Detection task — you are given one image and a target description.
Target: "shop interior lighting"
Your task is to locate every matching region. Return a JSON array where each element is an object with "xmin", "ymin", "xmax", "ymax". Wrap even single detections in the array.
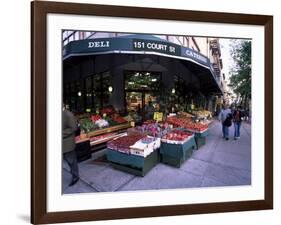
[
  {"xmin": 77, "ymin": 91, "xmax": 82, "ymax": 97},
  {"xmin": 151, "ymin": 78, "xmax": 157, "ymax": 82},
  {"xmin": 108, "ymin": 86, "xmax": 113, "ymax": 93},
  {"xmin": 171, "ymin": 88, "xmax": 176, "ymax": 94}
]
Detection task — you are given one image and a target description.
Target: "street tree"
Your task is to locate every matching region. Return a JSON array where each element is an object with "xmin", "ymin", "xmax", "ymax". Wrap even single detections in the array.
[{"xmin": 228, "ymin": 40, "xmax": 251, "ymax": 109}]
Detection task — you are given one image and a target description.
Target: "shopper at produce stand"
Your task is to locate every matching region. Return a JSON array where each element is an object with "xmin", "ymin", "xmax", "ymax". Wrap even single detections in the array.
[
  {"xmin": 232, "ymin": 105, "xmax": 245, "ymax": 140},
  {"xmin": 62, "ymin": 104, "xmax": 79, "ymax": 186},
  {"xmin": 144, "ymin": 101, "xmax": 155, "ymax": 120},
  {"xmin": 218, "ymin": 104, "xmax": 233, "ymax": 140}
]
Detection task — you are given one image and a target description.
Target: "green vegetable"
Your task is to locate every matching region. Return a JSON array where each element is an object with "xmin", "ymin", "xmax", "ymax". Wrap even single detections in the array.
[{"xmin": 79, "ymin": 118, "xmax": 97, "ymax": 133}]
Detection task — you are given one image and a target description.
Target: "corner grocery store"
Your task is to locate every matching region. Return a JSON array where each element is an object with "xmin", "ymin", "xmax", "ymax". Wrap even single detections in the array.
[
  {"xmin": 63, "ymin": 35, "xmax": 223, "ymax": 114},
  {"xmin": 63, "ymin": 34, "xmax": 224, "ymax": 176}
]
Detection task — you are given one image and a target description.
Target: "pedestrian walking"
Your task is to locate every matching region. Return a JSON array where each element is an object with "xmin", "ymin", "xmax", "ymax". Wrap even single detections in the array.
[
  {"xmin": 218, "ymin": 104, "xmax": 233, "ymax": 140},
  {"xmin": 62, "ymin": 104, "xmax": 79, "ymax": 186},
  {"xmin": 232, "ymin": 105, "xmax": 245, "ymax": 140}
]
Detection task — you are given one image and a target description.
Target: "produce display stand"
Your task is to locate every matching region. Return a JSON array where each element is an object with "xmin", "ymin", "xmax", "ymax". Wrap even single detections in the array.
[
  {"xmin": 184, "ymin": 128, "xmax": 208, "ymax": 149},
  {"xmin": 90, "ymin": 132, "xmax": 127, "ymax": 146},
  {"xmin": 87, "ymin": 122, "xmax": 131, "ymax": 138},
  {"xmin": 106, "ymin": 148, "xmax": 160, "ymax": 177},
  {"xmin": 75, "ymin": 137, "xmax": 90, "ymax": 144},
  {"xmin": 200, "ymin": 119, "xmax": 213, "ymax": 126},
  {"xmin": 160, "ymin": 136, "xmax": 196, "ymax": 168},
  {"xmin": 84, "ymin": 123, "xmax": 132, "ymax": 152}
]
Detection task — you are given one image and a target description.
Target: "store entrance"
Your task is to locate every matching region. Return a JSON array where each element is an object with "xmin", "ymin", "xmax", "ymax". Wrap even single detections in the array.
[
  {"xmin": 125, "ymin": 92, "xmax": 157, "ymax": 112},
  {"xmin": 124, "ymin": 71, "xmax": 161, "ymax": 121}
]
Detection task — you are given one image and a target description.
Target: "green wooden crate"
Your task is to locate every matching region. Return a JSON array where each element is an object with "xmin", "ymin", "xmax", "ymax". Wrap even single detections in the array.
[
  {"xmin": 160, "ymin": 137, "xmax": 196, "ymax": 168},
  {"xmin": 195, "ymin": 136, "xmax": 206, "ymax": 149},
  {"xmin": 106, "ymin": 148, "xmax": 159, "ymax": 177},
  {"xmin": 161, "ymin": 146, "xmax": 193, "ymax": 168},
  {"xmin": 194, "ymin": 130, "xmax": 208, "ymax": 149}
]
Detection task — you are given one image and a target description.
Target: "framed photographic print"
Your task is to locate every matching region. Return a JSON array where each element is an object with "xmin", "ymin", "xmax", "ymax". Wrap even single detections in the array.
[{"xmin": 31, "ymin": 1, "xmax": 273, "ymax": 224}]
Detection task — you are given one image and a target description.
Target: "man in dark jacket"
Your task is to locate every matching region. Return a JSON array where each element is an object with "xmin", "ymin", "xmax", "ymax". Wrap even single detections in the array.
[
  {"xmin": 63, "ymin": 105, "xmax": 79, "ymax": 186},
  {"xmin": 232, "ymin": 105, "xmax": 244, "ymax": 140}
]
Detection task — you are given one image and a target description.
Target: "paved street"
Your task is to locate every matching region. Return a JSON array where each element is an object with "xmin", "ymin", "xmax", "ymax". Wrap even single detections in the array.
[{"xmin": 62, "ymin": 120, "xmax": 251, "ymax": 194}]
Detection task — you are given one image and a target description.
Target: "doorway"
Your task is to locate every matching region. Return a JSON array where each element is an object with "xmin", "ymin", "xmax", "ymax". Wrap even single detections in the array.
[{"xmin": 124, "ymin": 70, "xmax": 161, "ymax": 118}]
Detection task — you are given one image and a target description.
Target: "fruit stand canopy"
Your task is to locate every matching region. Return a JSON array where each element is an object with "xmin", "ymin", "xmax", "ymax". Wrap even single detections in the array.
[{"xmin": 63, "ymin": 35, "xmax": 223, "ymax": 94}]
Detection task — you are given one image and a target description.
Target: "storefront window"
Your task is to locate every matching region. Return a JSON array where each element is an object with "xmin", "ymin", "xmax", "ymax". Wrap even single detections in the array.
[
  {"xmin": 76, "ymin": 80, "xmax": 84, "ymax": 112},
  {"xmin": 85, "ymin": 76, "xmax": 93, "ymax": 111},
  {"xmin": 93, "ymin": 71, "xmax": 112, "ymax": 109},
  {"xmin": 172, "ymin": 75, "xmax": 189, "ymax": 111},
  {"xmin": 193, "ymin": 92, "xmax": 207, "ymax": 110},
  {"xmin": 63, "ymin": 83, "xmax": 70, "ymax": 106},
  {"xmin": 93, "ymin": 92, "xmax": 102, "ymax": 111},
  {"xmin": 64, "ymin": 71, "xmax": 112, "ymax": 113},
  {"xmin": 102, "ymin": 72, "xmax": 111, "ymax": 90},
  {"xmin": 69, "ymin": 82, "xmax": 76, "ymax": 111}
]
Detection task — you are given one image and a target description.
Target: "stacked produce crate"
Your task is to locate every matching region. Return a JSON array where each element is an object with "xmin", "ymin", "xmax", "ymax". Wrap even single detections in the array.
[
  {"xmin": 106, "ymin": 134, "xmax": 160, "ymax": 176},
  {"xmin": 166, "ymin": 116, "xmax": 208, "ymax": 149},
  {"xmin": 160, "ymin": 130, "xmax": 196, "ymax": 168}
]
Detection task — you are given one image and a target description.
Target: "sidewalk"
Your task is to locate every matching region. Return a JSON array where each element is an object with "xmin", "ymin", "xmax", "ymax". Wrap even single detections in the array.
[{"xmin": 63, "ymin": 120, "xmax": 251, "ymax": 194}]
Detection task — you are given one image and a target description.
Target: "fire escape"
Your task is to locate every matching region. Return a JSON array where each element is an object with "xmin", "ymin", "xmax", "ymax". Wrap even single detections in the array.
[{"xmin": 209, "ymin": 39, "xmax": 223, "ymax": 88}]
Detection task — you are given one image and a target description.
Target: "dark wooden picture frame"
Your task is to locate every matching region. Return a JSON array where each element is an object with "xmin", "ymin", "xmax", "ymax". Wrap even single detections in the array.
[{"xmin": 31, "ymin": 1, "xmax": 273, "ymax": 224}]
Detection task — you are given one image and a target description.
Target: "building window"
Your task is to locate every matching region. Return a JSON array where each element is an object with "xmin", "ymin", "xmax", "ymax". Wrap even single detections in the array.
[
  {"xmin": 172, "ymin": 75, "xmax": 188, "ymax": 108},
  {"xmin": 76, "ymin": 80, "xmax": 84, "ymax": 112},
  {"xmin": 68, "ymin": 35, "xmax": 74, "ymax": 42},
  {"xmin": 79, "ymin": 31, "xmax": 84, "ymax": 39},
  {"xmin": 85, "ymin": 76, "xmax": 93, "ymax": 111},
  {"xmin": 93, "ymin": 71, "xmax": 112, "ymax": 109},
  {"xmin": 63, "ymin": 31, "xmax": 69, "ymax": 40},
  {"xmin": 69, "ymin": 82, "xmax": 76, "ymax": 111},
  {"xmin": 63, "ymin": 71, "xmax": 112, "ymax": 113},
  {"xmin": 63, "ymin": 39, "xmax": 68, "ymax": 46},
  {"xmin": 184, "ymin": 37, "xmax": 189, "ymax": 47},
  {"xmin": 84, "ymin": 32, "xmax": 92, "ymax": 39},
  {"xmin": 74, "ymin": 32, "xmax": 79, "ymax": 41}
]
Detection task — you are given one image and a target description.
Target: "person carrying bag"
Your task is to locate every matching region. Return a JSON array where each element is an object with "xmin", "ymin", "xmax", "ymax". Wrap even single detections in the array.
[{"xmin": 219, "ymin": 104, "xmax": 232, "ymax": 140}]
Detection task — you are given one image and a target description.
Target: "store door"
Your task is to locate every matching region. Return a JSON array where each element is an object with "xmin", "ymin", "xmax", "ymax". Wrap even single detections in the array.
[
  {"xmin": 126, "ymin": 92, "xmax": 157, "ymax": 111},
  {"xmin": 124, "ymin": 70, "xmax": 161, "ymax": 120},
  {"xmin": 126, "ymin": 91, "xmax": 157, "ymax": 121},
  {"xmin": 125, "ymin": 92, "xmax": 143, "ymax": 112}
]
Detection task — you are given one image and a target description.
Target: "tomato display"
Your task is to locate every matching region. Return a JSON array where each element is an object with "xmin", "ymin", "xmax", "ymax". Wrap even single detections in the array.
[
  {"xmin": 162, "ymin": 130, "xmax": 192, "ymax": 141},
  {"xmin": 107, "ymin": 134, "xmax": 146, "ymax": 153},
  {"xmin": 110, "ymin": 114, "xmax": 127, "ymax": 124},
  {"xmin": 166, "ymin": 116, "xmax": 208, "ymax": 132}
]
